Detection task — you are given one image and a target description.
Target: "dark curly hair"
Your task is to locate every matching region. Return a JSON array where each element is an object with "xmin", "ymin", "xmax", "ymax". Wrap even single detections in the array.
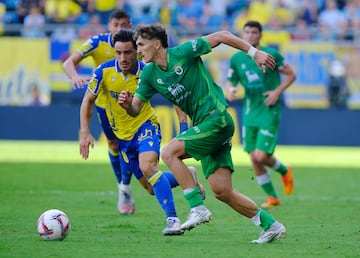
[
  {"xmin": 134, "ymin": 24, "xmax": 168, "ymax": 48},
  {"xmin": 113, "ymin": 29, "xmax": 136, "ymax": 49}
]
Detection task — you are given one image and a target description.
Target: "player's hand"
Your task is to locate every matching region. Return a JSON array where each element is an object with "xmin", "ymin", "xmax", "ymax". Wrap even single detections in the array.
[
  {"xmin": 79, "ymin": 130, "xmax": 94, "ymax": 160},
  {"xmin": 227, "ymin": 87, "xmax": 237, "ymax": 102},
  {"xmin": 254, "ymin": 50, "xmax": 275, "ymax": 72},
  {"xmin": 263, "ymin": 90, "xmax": 280, "ymax": 106},
  {"xmin": 71, "ymin": 75, "xmax": 91, "ymax": 89},
  {"xmin": 118, "ymin": 90, "xmax": 132, "ymax": 109}
]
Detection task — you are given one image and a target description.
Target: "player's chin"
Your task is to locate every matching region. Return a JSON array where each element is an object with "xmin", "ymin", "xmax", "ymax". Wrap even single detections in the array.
[{"xmin": 119, "ymin": 64, "xmax": 130, "ymax": 70}]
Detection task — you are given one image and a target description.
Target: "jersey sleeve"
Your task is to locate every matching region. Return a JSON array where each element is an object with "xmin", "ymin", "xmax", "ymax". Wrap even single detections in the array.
[
  {"xmin": 76, "ymin": 35, "xmax": 100, "ymax": 57},
  {"xmin": 134, "ymin": 65, "xmax": 158, "ymax": 102},
  {"xmin": 173, "ymin": 37, "xmax": 212, "ymax": 59},
  {"xmin": 274, "ymin": 51, "xmax": 285, "ymax": 69},
  {"xmin": 87, "ymin": 64, "xmax": 103, "ymax": 96}
]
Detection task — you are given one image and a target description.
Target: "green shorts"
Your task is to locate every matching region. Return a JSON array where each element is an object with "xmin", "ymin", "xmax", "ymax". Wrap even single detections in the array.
[
  {"xmin": 177, "ymin": 110, "xmax": 234, "ymax": 178},
  {"xmin": 242, "ymin": 125, "xmax": 279, "ymax": 155}
]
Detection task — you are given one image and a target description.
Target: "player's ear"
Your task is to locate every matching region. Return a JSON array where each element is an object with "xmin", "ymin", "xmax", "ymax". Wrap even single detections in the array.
[{"xmin": 155, "ymin": 39, "xmax": 161, "ymax": 50}]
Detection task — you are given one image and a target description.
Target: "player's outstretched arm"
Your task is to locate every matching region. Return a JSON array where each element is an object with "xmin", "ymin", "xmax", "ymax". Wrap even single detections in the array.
[
  {"xmin": 79, "ymin": 90, "xmax": 96, "ymax": 160},
  {"xmin": 205, "ymin": 31, "xmax": 275, "ymax": 71},
  {"xmin": 118, "ymin": 90, "xmax": 144, "ymax": 117},
  {"xmin": 63, "ymin": 52, "xmax": 91, "ymax": 89}
]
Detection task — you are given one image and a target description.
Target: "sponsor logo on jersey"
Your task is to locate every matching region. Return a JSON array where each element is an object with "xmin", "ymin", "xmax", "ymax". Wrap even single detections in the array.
[
  {"xmin": 157, "ymin": 78, "xmax": 164, "ymax": 84},
  {"xmin": 245, "ymin": 71, "xmax": 261, "ymax": 83},
  {"xmin": 191, "ymin": 39, "xmax": 198, "ymax": 52},
  {"xmin": 110, "ymin": 90, "xmax": 120, "ymax": 99},
  {"xmin": 168, "ymin": 83, "xmax": 185, "ymax": 98}
]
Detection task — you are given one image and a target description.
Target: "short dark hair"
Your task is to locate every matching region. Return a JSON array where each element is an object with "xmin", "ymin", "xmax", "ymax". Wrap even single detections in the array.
[
  {"xmin": 113, "ymin": 29, "xmax": 136, "ymax": 49},
  {"xmin": 110, "ymin": 9, "xmax": 131, "ymax": 21},
  {"xmin": 243, "ymin": 20, "xmax": 262, "ymax": 33},
  {"xmin": 134, "ymin": 24, "xmax": 168, "ymax": 48}
]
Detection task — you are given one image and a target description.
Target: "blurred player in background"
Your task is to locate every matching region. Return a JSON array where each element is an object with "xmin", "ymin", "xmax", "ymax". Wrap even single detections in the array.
[
  {"xmin": 63, "ymin": 10, "xmax": 135, "ymax": 214},
  {"xmin": 226, "ymin": 20, "xmax": 296, "ymax": 208},
  {"xmin": 79, "ymin": 29, "xmax": 204, "ymax": 235},
  {"xmin": 119, "ymin": 24, "xmax": 287, "ymax": 243}
]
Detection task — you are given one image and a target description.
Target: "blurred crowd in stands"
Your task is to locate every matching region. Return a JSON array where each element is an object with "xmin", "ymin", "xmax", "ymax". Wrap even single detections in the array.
[{"xmin": 1, "ymin": 0, "xmax": 360, "ymax": 42}]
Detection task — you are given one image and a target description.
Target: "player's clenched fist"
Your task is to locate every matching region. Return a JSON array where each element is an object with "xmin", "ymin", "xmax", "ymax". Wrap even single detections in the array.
[{"xmin": 118, "ymin": 90, "xmax": 132, "ymax": 109}]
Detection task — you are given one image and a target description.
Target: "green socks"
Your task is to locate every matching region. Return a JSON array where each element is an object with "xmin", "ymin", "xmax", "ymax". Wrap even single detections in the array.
[{"xmin": 184, "ymin": 187, "xmax": 203, "ymax": 208}]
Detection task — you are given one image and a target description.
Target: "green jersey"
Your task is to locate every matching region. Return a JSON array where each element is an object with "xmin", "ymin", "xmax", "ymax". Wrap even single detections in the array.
[
  {"xmin": 135, "ymin": 37, "xmax": 228, "ymax": 125},
  {"xmin": 227, "ymin": 46, "xmax": 284, "ymax": 126}
]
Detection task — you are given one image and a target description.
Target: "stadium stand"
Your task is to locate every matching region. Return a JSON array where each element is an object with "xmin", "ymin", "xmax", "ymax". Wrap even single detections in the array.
[{"xmin": 1, "ymin": 0, "xmax": 360, "ymax": 109}]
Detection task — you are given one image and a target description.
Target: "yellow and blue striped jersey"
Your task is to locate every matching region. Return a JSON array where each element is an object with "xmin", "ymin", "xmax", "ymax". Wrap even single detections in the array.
[
  {"xmin": 87, "ymin": 59, "xmax": 157, "ymax": 140},
  {"xmin": 77, "ymin": 33, "xmax": 115, "ymax": 108}
]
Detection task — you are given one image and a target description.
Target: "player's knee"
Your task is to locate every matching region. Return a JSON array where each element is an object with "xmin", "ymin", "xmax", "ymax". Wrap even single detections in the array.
[
  {"xmin": 211, "ymin": 184, "xmax": 231, "ymax": 202},
  {"xmin": 107, "ymin": 140, "xmax": 118, "ymax": 152},
  {"xmin": 252, "ymin": 151, "xmax": 268, "ymax": 164},
  {"xmin": 139, "ymin": 162, "xmax": 158, "ymax": 177},
  {"xmin": 160, "ymin": 149, "xmax": 171, "ymax": 165}
]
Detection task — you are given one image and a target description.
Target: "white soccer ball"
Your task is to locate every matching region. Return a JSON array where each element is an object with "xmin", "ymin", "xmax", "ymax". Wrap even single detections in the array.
[{"xmin": 37, "ymin": 209, "xmax": 71, "ymax": 241}]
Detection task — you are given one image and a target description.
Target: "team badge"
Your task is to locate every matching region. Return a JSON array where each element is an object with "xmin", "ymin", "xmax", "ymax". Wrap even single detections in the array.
[{"xmin": 175, "ymin": 66, "xmax": 183, "ymax": 75}]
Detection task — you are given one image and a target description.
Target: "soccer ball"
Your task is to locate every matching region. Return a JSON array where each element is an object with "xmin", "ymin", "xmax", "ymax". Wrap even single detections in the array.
[{"xmin": 37, "ymin": 209, "xmax": 71, "ymax": 241}]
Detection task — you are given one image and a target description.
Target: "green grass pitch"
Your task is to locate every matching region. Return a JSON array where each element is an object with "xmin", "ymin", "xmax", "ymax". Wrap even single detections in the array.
[{"xmin": 0, "ymin": 141, "xmax": 359, "ymax": 257}]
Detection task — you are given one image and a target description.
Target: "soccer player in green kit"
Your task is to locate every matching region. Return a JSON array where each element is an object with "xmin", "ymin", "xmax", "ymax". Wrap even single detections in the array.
[
  {"xmin": 118, "ymin": 24, "xmax": 286, "ymax": 243},
  {"xmin": 226, "ymin": 21, "xmax": 296, "ymax": 208},
  {"xmin": 80, "ymin": 29, "xmax": 201, "ymax": 235}
]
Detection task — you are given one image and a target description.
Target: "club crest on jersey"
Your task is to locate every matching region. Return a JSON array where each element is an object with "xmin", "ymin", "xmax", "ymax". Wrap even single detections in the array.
[
  {"xmin": 88, "ymin": 78, "xmax": 98, "ymax": 91},
  {"xmin": 157, "ymin": 78, "xmax": 164, "ymax": 84},
  {"xmin": 174, "ymin": 66, "xmax": 183, "ymax": 75}
]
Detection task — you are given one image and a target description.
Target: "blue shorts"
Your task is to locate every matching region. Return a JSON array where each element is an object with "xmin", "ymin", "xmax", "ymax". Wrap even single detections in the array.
[
  {"xmin": 95, "ymin": 105, "xmax": 116, "ymax": 141},
  {"xmin": 116, "ymin": 120, "xmax": 161, "ymax": 180}
]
